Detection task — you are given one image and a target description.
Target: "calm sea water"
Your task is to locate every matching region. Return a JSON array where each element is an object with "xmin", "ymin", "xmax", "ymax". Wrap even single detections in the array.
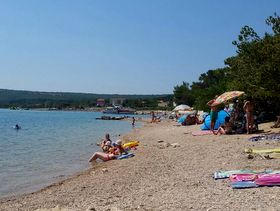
[{"xmin": 0, "ymin": 109, "xmax": 141, "ymax": 198}]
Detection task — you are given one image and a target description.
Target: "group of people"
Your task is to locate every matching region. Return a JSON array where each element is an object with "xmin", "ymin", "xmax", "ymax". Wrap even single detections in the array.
[
  {"xmin": 181, "ymin": 112, "xmax": 202, "ymax": 126},
  {"xmin": 151, "ymin": 111, "xmax": 162, "ymax": 123},
  {"xmin": 207, "ymin": 96, "xmax": 256, "ymax": 135},
  {"xmin": 88, "ymin": 133, "xmax": 127, "ymax": 162}
]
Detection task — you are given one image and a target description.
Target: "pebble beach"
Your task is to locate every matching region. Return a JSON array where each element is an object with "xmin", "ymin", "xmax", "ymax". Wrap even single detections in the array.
[{"xmin": 1, "ymin": 120, "xmax": 280, "ymax": 211}]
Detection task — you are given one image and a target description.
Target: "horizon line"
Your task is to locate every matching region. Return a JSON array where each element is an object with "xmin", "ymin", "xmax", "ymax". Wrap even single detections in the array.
[{"xmin": 0, "ymin": 88, "xmax": 172, "ymax": 96}]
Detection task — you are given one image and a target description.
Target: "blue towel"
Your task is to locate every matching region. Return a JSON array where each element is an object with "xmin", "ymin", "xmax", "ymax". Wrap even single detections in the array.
[
  {"xmin": 116, "ymin": 153, "xmax": 134, "ymax": 160},
  {"xmin": 231, "ymin": 181, "xmax": 258, "ymax": 189}
]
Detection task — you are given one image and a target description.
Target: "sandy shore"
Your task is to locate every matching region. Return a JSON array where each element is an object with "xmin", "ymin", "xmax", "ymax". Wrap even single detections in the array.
[{"xmin": 1, "ymin": 120, "xmax": 280, "ymax": 210}]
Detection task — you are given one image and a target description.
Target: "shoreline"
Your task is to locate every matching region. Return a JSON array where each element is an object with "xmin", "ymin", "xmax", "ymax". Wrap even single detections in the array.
[
  {"xmin": 6, "ymin": 107, "xmax": 166, "ymax": 115},
  {"xmin": 1, "ymin": 120, "xmax": 280, "ymax": 210}
]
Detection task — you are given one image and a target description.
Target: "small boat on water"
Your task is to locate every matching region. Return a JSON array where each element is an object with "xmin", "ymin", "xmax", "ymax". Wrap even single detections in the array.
[
  {"xmin": 96, "ymin": 116, "xmax": 125, "ymax": 120},
  {"xmin": 102, "ymin": 106, "xmax": 136, "ymax": 114}
]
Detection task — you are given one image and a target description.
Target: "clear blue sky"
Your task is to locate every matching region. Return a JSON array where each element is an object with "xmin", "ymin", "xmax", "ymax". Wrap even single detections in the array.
[{"xmin": 0, "ymin": 0, "xmax": 278, "ymax": 94}]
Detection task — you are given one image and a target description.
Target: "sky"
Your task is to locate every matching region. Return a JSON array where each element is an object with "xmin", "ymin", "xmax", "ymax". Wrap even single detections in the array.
[{"xmin": 0, "ymin": 0, "xmax": 279, "ymax": 95}]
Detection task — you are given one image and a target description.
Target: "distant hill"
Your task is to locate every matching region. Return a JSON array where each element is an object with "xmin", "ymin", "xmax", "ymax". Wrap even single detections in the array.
[{"xmin": 0, "ymin": 89, "xmax": 171, "ymax": 108}]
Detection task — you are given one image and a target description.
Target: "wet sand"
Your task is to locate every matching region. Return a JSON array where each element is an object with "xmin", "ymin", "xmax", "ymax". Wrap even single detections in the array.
[{"xmin": 1, "ymin": 120, "xmax": 280, "ymax": 211}]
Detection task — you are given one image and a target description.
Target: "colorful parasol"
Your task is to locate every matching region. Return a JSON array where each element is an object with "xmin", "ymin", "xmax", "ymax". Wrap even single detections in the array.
[{"xmin": 211, "ymin": 91, "xmax": 245, "ymax": 106}]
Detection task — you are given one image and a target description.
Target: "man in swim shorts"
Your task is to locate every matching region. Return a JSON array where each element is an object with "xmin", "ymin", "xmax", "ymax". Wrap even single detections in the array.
[{"xmin": 243, "ymin": 98, "xmax": 254, "ymax": 134}]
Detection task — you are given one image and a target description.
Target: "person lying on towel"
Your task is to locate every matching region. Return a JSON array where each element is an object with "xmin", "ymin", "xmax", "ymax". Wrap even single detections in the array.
[{"xmin": 89, "ymin": 140, "xmax": 127, "ymax": 162}]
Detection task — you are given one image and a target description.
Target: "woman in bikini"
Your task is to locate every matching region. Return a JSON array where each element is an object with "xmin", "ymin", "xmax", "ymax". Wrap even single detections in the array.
[{"xmin": 89, "ymin": 140, "xmax": 127, "ymax": 162}]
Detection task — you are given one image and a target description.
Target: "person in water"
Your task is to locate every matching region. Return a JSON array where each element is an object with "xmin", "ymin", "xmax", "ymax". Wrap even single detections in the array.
[
  {"xmin": 15, "ymin": 124, "xmax": 21, "ymax": 130},
  {"xmin": 89, "ymin": 140, "xmax": 127, "ymax": 162}
]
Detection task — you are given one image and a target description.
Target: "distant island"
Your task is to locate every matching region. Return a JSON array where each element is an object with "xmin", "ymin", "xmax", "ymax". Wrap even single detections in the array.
[{"xmin": 0, "ymin": 89, "xmax": 173, "ymax": 110}]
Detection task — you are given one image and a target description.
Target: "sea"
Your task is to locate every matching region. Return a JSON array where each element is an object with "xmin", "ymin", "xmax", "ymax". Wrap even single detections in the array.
[{"xmin": 0, "ymin": 109, "xmax": 143, "ymax": 198}]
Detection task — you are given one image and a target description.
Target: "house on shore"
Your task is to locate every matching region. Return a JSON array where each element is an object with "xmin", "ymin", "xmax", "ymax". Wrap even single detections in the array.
[{"xmin": 96, "ymin": 99, "xmax": 105, "ymax": 107}]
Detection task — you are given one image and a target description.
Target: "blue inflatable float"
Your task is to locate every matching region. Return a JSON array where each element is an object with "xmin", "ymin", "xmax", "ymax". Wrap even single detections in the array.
[{"xmin": 200, "ymin": 110, "xmax": 230, "ymax": 130}]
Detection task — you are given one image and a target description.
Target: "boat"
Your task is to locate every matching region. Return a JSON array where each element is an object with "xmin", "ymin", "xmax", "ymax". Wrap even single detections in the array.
[{"xmin": 102, "ymin": 106, "xmax": 136, "ymax": 114}]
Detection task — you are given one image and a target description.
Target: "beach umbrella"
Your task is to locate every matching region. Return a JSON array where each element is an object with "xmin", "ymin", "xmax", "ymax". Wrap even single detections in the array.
[
  {"xmin": 178, "ymin": 110, "xmax": 196, "ymax": 115},
  {"xmin": 211, "ymin": 91, "xmax": 245, "ymax": 106},
  {"xmin": 173, "ymin": 104, "xmax": 191, "ymax": 111}
]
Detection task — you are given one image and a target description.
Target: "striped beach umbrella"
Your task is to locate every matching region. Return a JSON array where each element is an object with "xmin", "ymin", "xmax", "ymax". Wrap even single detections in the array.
[{"xmin": 211, "ymin": 91, "xmax": 245, "ymax": 106}]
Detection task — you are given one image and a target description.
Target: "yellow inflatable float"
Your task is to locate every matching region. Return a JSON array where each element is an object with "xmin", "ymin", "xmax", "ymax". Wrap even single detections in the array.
[{"xmin": 122, "ymin": 141, "xmax": 139, "ymax": 148}]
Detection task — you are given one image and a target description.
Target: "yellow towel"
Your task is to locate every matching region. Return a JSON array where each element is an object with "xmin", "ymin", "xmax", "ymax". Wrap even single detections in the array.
[{"xmin": 245, "ymin": 148, "xmax": 280, "ymax": 154}]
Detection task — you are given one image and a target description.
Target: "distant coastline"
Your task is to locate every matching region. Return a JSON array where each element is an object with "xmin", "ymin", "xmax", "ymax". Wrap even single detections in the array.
[
  {"xmin": 0, "ymin": 88, "xmax": 172, "ymax": 111},
  {"xmin": 7, "ymin": 107, "xmax": 155, "ymax": 115}
]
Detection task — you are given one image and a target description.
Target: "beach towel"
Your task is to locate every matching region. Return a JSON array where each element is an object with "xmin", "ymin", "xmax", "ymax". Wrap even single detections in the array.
[
  {"xmin": 229, "ymin": 174, "xmax": 258, "ymax": 182},
  {"xmin": 245, "ymin": 147, "xmax": 280, "ymax": 154},
  {"xmin": 191, "ymin": 130, "xmax": 216, "ymax": 136},
  {"xmin": 214, "ymin": 170, "xmax": 257, "ymax": 179},
  {"xmin": 116, "ymin": 153, "xmax": 134, "ymax": 160},
  {"xmin": 249, "ymin": 133, "xmax": 280, "ymax": 142},
  {"xmin": 231, "ymin": 174, "xmax": 280, "ymax": 188},
  {"xmin": 255, "ymin": 174, "xmax": 280, "ymax": 185},
  {"xmin": 230, "ymin": 173, "xmax": 280, "ymax": 183},
  {"xmin": 213, "ymin": 169, "xmax": 278, "ymax": 180},
  {"xmin": 231, "ymin": 181, "xmax": 258, "ymax": 189}
]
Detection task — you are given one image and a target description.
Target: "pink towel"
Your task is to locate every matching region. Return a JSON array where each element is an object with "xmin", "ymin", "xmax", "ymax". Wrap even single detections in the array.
[
  {"xmin": 256, "ymin": 174, "xmax": 280, "ymax": 185},
  {"xmin": 192, "ymin": 130, "xmax": 216, "ymax": 136},
  {"xmin": 230, "ymin": 174, "xmax": 258, "ymax": 182}
]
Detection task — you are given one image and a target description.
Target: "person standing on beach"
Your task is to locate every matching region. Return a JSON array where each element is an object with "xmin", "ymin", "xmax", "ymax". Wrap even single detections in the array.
[
  {"xmin": 151, "ymin": 111, "xmax": 156, "ymax": 123},
  {"xmin": 243, "ymin": 98, "xmax": 254, "ymax": 134},
  {"xmin": 207, "ymin": 95, "xmax": 218, "ymax": 132},
  {"xmin": 132, "ymin": 117, "xmax": 135, "ymax": 127}
]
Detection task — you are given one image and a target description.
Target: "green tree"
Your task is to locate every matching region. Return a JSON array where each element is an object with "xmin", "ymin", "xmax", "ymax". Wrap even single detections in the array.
[
  {"xmin": 191, "ymin": 68, "xmax": 229, "ymax": 110},
  {"xmin": 173, "ymin": 82, "xmax": 194, "ymax": 106},
  {"xmin": 226, "ymin": 13, "xmax": 280, "ymax": 113}
]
